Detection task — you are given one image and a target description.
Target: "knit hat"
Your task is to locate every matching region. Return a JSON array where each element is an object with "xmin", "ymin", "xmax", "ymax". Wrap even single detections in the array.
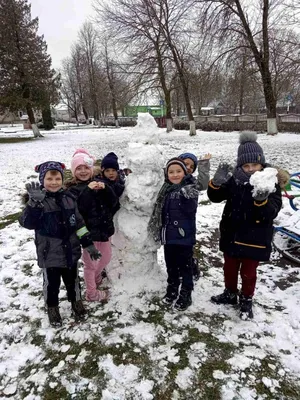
[
  {"xmin": 35, "ymin": 161, "xmax": 65, "ymax": 186},
  {"xmin": 101, "ymin": 152, "xmax": 119, "ymax": 171},
  {"xmin": 71, "ymin": 148, "xmax": 95, "ymax": 176},
  {"xmin": 166, "ymin": 158, "xmax": 188, "ymax": 175},
  {"xmin": 178, "ymin": 152, "xmax": 198, "ymax": 172},
  {"xmin": 237, "ymin": 132, "xmax": 266, "ymax": 167}
]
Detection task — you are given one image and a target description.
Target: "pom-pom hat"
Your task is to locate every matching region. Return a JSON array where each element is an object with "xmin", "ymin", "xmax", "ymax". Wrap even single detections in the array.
[{"xmin": 237, "ymin": 132, "xmax": 266, "ymax": 167}]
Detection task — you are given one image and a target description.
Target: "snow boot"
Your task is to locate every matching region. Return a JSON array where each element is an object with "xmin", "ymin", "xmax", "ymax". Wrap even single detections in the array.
[
  {"xmin": 72, "ymin": 300, "xmax": 87, "ymax": 321},
  {"xmin": 48, "ymin": 306, "xmax": 62, "ymax": 327},
  {"xmin": 162, "ymin": 284, "xmax": 179, "ymax": 305},
  {"xmin": 239, "ymin": 295, "xmax": 253, "ymax": 320},
  {"xmin": 211, "ymin": 288, "xmax": 238, "ymax": 305},
  {"xmin": 174, "ymin": 289, "xmax": 192, "ymax": 311},
  {"xmin": 192, "ymin": 257, "xmax": 200, "ymax": 281}
]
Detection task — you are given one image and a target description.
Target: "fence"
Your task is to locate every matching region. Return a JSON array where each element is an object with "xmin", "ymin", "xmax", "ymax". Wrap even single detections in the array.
[{"xmin": 178, "ymin": 113, "xmax": 300, "ymax": 124}]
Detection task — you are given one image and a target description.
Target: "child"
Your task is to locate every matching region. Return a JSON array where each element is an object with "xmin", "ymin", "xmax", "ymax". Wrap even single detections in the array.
[
  {"xmin": 100, "ymin": 152, "xmax": 126, "ymax": 216},
  {"xmin": 149, "ymin": 158, "xmax": 199, "ymax": 311},
  {"xmin": 178, "ymin": 152, "xmax": 211, "ymax": 280},
  {"xmin": 66, "ymin": 149, "xmax": 118, "ymax": 302},
  {"xmin": 207, "ymin": 132, "xmax": 282, "ymax": 319},
  {"xmin": 19, "ymin": 161, "xmax": 101, "ymax": 327}
]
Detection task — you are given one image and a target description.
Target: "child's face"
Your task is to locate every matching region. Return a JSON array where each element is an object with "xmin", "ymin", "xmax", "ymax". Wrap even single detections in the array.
[
  {"xmin": 103, "ymin": 168, "xmax": 118, "ymax": 181},
  {"xmin": 75, "ymin": 165, "xmax": 92, "ymax": 181},
  {"xmin": 182, "ymin": 158, "xmax": 195, "ymax": 174},
  {"xmin": 242, "ymin": 163, "xmax": 263, "ymax": 174},
  {"xmin": 167, "ymin": 164, "xmax": 185, "ymax": 184},
  {"xmin": 44, "ymin": 171, "xmax": 62, "ymax": 192}
]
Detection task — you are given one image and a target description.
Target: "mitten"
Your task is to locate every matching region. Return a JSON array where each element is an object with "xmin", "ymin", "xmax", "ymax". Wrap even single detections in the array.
[
  {"xmin": 25, "ymin": 182, "xmax": 46, "ymax": 207},
  {"xmin": 212, "ymin": 163, "xmax": 233, "ymax": 186},
  {"xmin": 86, "ymin": 244, "xmax": 102, "ymax": 260},
  {"xmin": 253, "ymin": 190, "xmax": 269, "ymax": 202}
]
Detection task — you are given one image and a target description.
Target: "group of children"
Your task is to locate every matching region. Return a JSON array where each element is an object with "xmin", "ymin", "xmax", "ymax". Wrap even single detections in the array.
[{"xmin": 19, "ymin": 132, "xmax": 285, "ymax": 326}]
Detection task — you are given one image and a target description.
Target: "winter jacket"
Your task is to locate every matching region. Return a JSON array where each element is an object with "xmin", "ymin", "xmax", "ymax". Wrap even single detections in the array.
[
  {"xmin": 207, "ymin": 177, "xmax": 282, "ymax": 261},
  {"xmin": 67, "ymin": 178, "xmax": 118, "ymax": 242},
  {"xmin": 100, "ymin": 171, "xmax": 125, "ymax": 215},
  {"xmin": 19, "ymin": 190, "xmax": 92, "ymax": 269},
  {"xmin": 161, "ymin": 175, "xmax": 199, "ymax": 246}
]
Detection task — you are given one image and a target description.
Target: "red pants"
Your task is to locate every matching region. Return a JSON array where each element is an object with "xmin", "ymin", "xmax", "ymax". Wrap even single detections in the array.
[{"xmin": 224, "ymin": 253, "xmax": 259, "ymax": 297}]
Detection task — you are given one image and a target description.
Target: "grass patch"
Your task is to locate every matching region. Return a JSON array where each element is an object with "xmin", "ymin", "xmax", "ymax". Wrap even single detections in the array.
[
  {"xmin": 0, "ymin": 211, "xmax": 21, "ymax": 230},
  {"xmin": 0, "ymin": 137, "xmax": 34, "ymax": 144}
]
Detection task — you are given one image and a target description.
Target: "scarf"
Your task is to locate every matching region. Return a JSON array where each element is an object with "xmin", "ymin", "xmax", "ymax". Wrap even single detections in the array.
[
  {"xmin": 148, "ymin": 178, "xmax": 188, "ymax": 243},
  {"xmin": 233, "ymin": 166, "xmax": 252, "ymax": 186}
]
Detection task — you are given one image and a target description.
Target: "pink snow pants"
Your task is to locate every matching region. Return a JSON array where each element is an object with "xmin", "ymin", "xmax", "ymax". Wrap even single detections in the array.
[{"xmin": 82, "ymin": 240, "xmax": 112, "ymax": 301}]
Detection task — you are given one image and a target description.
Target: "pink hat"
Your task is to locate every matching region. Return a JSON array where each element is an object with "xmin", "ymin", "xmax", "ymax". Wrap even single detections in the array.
[{"xmin": 71, "ymin": 149, "xmax": 95, "ymax": 176}]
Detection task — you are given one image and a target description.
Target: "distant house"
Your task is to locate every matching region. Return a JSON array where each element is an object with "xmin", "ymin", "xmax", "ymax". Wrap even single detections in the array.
[
  {"xmin": 124, "ymin": 105, "xmax": 166, "ymax": 118},
  {"xmin": 201, "ymin": 100, "xmax": 226, "ymax": 115},
  {"xmin": 52, "ymin": 104, "xmax": 70, "ymax": 122}
]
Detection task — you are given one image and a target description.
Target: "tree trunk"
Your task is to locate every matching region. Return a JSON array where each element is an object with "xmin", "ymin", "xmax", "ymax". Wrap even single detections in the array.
[
  {"xmin": 165, "ymin": 91, "xmax": 173, "ymax": 133},
  {"xmin": 26, "ymin": 104, "xmax": 43, "ymax": 137},
  {"xmin": 42, "ymin": 107, "xmax": 54, "ymax": 130},
  {"xmin": 82, "ymin": 105, "xmax": 89, "ymax": 124}
]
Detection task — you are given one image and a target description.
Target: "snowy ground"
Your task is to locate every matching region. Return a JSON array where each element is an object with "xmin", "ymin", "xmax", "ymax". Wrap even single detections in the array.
[{"xmin": 0, "ymin": 127, "xmax": 300, "ymax": 399}]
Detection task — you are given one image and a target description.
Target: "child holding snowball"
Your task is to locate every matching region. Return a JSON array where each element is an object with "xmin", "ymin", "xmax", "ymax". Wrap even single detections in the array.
[
  {"xmin": 65, "ymin": 149, "xmax": 118, "ymax": 302},
  {"xmin": 207, "ymin": 132, "xmax": 282, "ymax": 319}
]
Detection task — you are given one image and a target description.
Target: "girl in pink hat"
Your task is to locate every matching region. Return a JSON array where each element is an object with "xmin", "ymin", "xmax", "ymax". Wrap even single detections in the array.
[{"xmin": 66, "ymin": 149, "xmax": 118, "ymax": 302}]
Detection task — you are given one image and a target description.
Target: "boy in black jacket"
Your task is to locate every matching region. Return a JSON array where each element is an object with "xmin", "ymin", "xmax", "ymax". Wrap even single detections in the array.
[
  {"xmin": 207, "ymin": 133, "xmax": 282, "ymax": 319},
  {"xmin": 19, "ymin": 161, "xmax": 100, "ymax": 327}
]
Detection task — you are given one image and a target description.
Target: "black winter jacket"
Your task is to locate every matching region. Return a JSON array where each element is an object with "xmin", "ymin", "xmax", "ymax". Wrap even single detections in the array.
[
  {"xmin": 19, "ymin": 190, "xmax": 92, "ymax": 269},
  {"xmin": 67, "ymin": 179, "xmax": 118, "ymax": 242},
  {"xmin": 161, "ymin": 175, "xmax": 199, "ymax": 246},
  {"xmin": 100, "ymin": 172, "xmax": 125, "ymax": 216},
  {"xmin": 207, "ymin": 177, "xmax": 282, "ymax": 261}
]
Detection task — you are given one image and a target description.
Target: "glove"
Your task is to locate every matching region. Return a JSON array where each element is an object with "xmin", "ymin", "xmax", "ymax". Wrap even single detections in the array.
[
  {"xmin": 25, "ymin": 181, "xmax": 46, "ymax": 206},
  {"xmin": 212, "ymin": 163, "xmax": 233, "ymax": 186},
  {"xmin": 253, "ymin": 190, "xmax": 269, "ymax": 202},
  {"xmin": 86, "ymin": 244, "xmax": 102, "ymax": 260}
]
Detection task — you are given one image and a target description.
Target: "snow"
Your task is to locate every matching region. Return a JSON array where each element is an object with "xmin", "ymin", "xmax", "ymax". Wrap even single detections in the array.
[
  {"xmin": 250, "ymin": 167, "xmax": 278, "ymax": 197},
  {"xmin": 0, "ymin": 126, "xmax": 300, "ymax": 399}
]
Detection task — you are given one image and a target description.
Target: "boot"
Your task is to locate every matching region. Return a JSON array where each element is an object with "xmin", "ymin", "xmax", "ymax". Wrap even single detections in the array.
[
  {"xmin": 239, "ymin": 295, "xmax": 253, "ymax": 319},
  {"xmin": 72, "ymin": 300, "xmax": 87, "ymax": 321},
  {"xmin": 211, "ymin": 288, "xmax": 238, "ymax": 305},
  {"xmin": 192, "ymin": 257, "xmax": 200, "ymax": 281},
  {"xmin": 174, "ymin": 289, "xmax": 192, "ymax": 311},
  {"xmin": 48, "ymin": 306, "xmax": 62, "ymax": 327},
  {"xmin": 162, "ymin": 284, "xmax": 179, "ymax": 305}
]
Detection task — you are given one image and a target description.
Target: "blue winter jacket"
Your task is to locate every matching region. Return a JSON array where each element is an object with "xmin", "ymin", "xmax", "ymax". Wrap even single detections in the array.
[{"xmin": 161, "ymin": 175, "xmax": 199, "ymax": 246}]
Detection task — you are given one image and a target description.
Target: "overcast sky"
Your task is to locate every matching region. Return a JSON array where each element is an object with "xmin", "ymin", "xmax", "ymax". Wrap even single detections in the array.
[{"xmin": 31, "ymin": 0, "xmax": 94, "ymax": 69}]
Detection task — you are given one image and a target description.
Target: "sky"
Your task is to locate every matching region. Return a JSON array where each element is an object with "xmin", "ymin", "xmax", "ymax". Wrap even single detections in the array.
[{"xmin": 30, "ymin": 0, "xmax": 94, "ymax": 69}]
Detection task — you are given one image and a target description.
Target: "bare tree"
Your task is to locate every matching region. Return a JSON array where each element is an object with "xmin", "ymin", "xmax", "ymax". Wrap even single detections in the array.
[
  {"xmin": 94, "ymin": 0, "xmax": 189, "ymax": 133},
  {"xmin": 199, "ymin": 0, "xmax": 298, "ymax": 134}
]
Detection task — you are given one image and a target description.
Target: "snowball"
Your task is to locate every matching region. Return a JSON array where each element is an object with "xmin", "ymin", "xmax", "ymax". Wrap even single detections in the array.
[{"xmin": 250, "ymin": 167, "xmax": 278, "ymax": 197}]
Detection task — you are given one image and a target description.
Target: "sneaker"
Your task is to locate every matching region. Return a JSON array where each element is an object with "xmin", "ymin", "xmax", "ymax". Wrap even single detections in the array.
[
  {"xmin": 192, "ymin": 257, "xmax": 200, "ymax": 281},
  {"xmin": 72, "ymin": 300, "xmax": 87, "ymax": 321},
  {"xmin": 239, "ymin": 295, "xmax": 253, "ymax": 320},
  {"xmin": 86, "ymin": 289, "xmax": 109, "ymax": 302},
  {"xmin": 211, "ymin": 288, "xmax": 238, "ymax": 305},
  {"xmin": 174, "ymin": 289, "xmax": 192, "ymax": 311},
  {"xmin": 162, "ymin": 285, "xmax": 178, "ymax": 305},
  {"xmin": 48, "ymin": 306, "xmax": 62, "ymax": 327}
]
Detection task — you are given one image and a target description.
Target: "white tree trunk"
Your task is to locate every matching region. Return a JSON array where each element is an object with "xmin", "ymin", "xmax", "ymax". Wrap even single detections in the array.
[
  {"xmin": 267, "ymin": 118, "xmax": 278, "ymax": 135},
  {"xmin": 189, "ymin": 120, "xmax": 196, "ymax": 136},
  {"xmin": 166, "ymin": 118, "xmax": 173, "ymax": 132},
  {"xmin": 115, "ymin": 119, "xmax": 119, "ymax": 128},
  {"xmin": 32, "ymin": 124, "xmax": 43, "ymax": 138}
]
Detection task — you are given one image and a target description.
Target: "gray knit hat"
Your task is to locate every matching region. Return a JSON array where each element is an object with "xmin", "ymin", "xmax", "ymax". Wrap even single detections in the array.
[{"xmin": 237, "ymin": 132, "xmax": 265, "ymax": 167}]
